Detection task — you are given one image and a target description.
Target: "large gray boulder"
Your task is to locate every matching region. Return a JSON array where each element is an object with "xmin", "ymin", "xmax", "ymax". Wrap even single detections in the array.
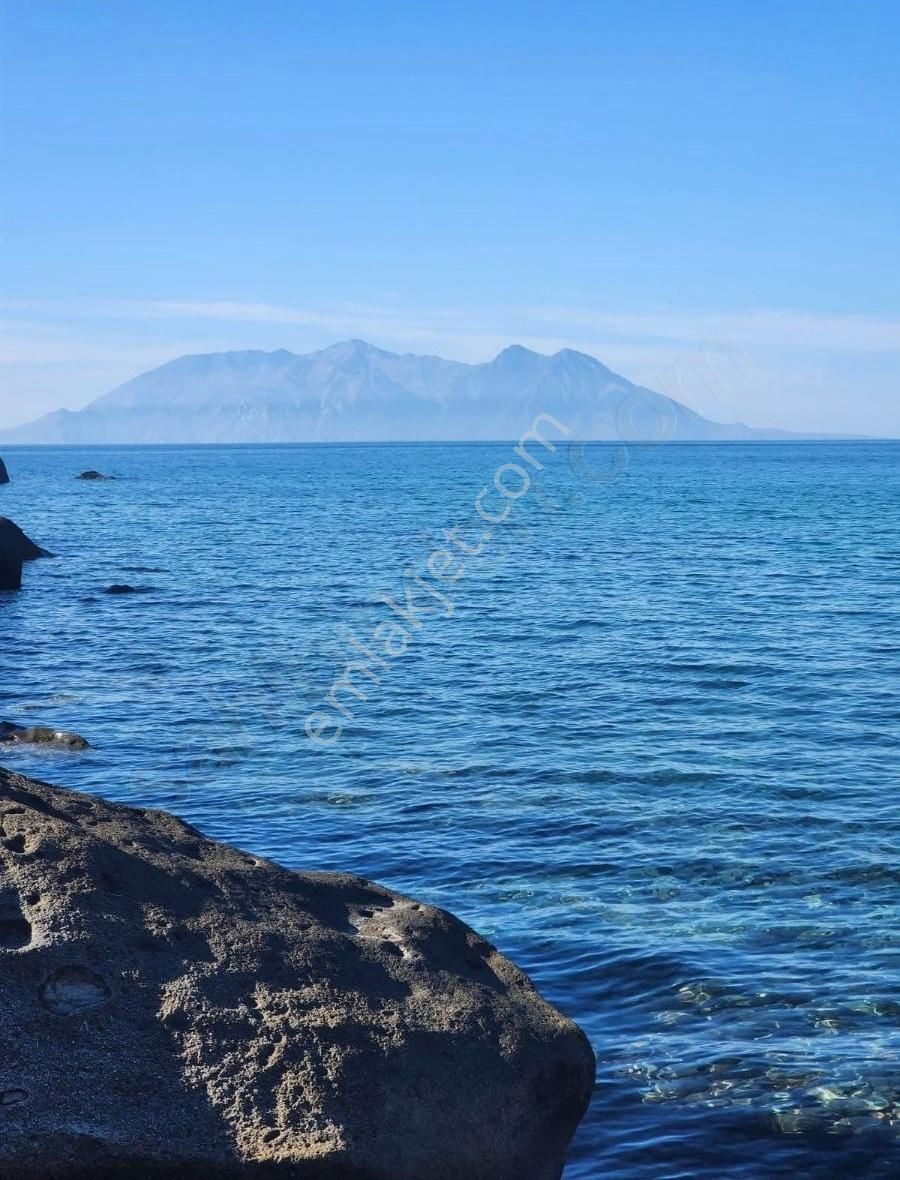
[{"xmin": 0, "ymin": 768, "xmax": 595, "ymax": 1178}]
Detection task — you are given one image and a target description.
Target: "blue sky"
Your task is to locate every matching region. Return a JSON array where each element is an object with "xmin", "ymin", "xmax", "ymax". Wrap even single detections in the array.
[{"xmin": 1, "ymin": 0, "xmax": 898, "ymax": 433}]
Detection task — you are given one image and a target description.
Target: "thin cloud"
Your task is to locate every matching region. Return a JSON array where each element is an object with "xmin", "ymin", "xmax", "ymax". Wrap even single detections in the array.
[{"xmin": 4, "ymin": 297, "xmax": 899, "ymax": 357}]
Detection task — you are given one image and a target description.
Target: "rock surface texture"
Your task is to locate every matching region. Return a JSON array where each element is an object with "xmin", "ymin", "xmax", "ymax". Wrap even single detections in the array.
[{"xmin": 0, "ymin": 768, "xmax": 595, "ymax": 1179}]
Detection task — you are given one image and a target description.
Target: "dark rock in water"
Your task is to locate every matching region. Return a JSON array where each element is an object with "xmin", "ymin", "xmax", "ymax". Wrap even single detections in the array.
[
  {"xmin": 0, "ymin": 766, "xmax": 595, "ymax": 1179},
  {"xmin": 76, "ymin": 470, "xmax": 112, "ymax": 481},
  {"xmin": 0, "ymin": 518, "xmax": 50, "ymax": 562},
  {"xmin": 0, "ymin": 518, "xmax": 49, "ymax": 589},
  {"xmin": 0, "ymin": 457, "xmax": 9, "ymax": 484},
  {"xmin": 0, "ymin": 723, "xmax": 90, "ymax": 751},
  {"xmin": 104, "ymin": 584, "xmax": 140, "ymax": 595},
  {"xmin": 0, "ymin": 548, "xmax": 22, "ymax": 591}
]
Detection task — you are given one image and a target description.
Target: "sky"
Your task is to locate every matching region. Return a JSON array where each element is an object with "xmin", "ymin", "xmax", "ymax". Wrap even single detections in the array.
[{"xmin": 0, "ymin": 0, "xmax": 898, "ymax": 434}]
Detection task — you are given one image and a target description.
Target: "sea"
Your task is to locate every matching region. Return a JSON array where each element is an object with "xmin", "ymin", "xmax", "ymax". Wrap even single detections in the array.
[{"xmin": 2, "ymin": 441, "xmax": 898, "ymax": 1179}]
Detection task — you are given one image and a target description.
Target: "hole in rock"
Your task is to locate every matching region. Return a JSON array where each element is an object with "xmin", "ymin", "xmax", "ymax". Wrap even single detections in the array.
[{"xmin": 0, "ymin": 917, "xmax": 32, "ymax": 950}]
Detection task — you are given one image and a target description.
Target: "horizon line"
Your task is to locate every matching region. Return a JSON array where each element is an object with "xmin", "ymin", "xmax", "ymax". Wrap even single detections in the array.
[{"xmin": 0, "ymin": 437, "xmax": 891, "ymax": 450}]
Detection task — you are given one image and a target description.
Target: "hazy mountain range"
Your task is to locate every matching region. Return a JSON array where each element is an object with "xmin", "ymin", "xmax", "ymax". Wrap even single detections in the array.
[{"xmin": 0, "ymin": 340, "xmax": 803, "ymax": 444}]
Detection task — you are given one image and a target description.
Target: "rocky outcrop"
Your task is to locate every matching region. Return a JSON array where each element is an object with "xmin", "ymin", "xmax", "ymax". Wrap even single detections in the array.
[
  {"xmin": 0, "ymin": 517, "xmax": 50, "ymax": 563},
  {"xmin": 0, "ymin": 517, "xmax": 49, "ymax": 591},
  {"xmin": 0, "ymin": 723, "xmax": 90, "ymax": 751},
  {"xmin": 0, "ymin": 548, "xmax": 21, "ymax": 591},
  {"xmin": 0, "ymin": 457, "xmax": 9, "ymax": 484},
  {"xmin": 0, "ymin": 768, "xmax": 595, "ymax": 1179}
]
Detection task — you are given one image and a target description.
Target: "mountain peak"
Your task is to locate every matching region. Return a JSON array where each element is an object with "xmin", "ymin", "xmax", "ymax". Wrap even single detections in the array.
[
  {"xmin": 550, "ymin": 347, "xmax": 613, "ymax": 373},
  {"xmin": 552, "ymin": 347, "xmax": 591, "ymax": 361},
  {"xmin": 318, "ymin": 339, "xmax": 394, "ymax": 362},
  {"xmin": 490, "ymin": 344, "xmax": 544, "ymax": 372}
]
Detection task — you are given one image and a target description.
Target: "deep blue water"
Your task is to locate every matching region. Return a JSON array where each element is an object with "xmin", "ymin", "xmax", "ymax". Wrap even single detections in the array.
[{"xmin": 2, "ymin": 441, "xmax": 899, "ymax": 1179}]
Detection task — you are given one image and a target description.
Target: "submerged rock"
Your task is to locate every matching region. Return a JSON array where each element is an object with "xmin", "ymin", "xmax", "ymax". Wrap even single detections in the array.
[
  {"xmin": 76, "ymin": 470, "xmax": 113, "ymax": 481},
  {"xmin": 104, "ymin": 584, "xmax": 145, "ymax": 595},
  {"xmin": 0, "ymin": 768, "xmax": 595, "ymax": 1179},
  {"xmin": 0, "ymin": 457, "xmax": 9, "ymax": 484},
  {"xmin": 0, "ymin": 723, "xmax": 90, "ymax": 751}
]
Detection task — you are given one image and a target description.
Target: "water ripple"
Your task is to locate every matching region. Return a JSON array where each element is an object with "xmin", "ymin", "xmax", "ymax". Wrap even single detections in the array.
[{"xmin": 2, "ymin": 441, "xmax": 899, "ymax": 1177}]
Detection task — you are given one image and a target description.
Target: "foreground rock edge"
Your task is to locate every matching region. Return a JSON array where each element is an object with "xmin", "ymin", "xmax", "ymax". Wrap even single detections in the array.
[{"xmin": 0, "ymin": 767, "xmax": 595, "ymax": 1179}]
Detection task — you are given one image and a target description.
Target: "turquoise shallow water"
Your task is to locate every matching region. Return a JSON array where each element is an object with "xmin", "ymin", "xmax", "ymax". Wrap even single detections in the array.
[{"xmin": 2, "ymin": 441, "xmax": 899, "ymax": 1178}]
